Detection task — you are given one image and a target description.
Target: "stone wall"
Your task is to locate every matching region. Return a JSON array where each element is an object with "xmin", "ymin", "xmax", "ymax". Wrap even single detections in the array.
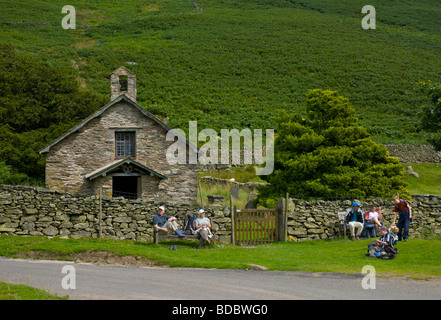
[
  {"xmin": 111, "ymin": 66, "xmax": 136, "ymax": 102},
  {"xmin": 43, "ymin": 99, "xmax": 198, "ymax": 202},
  {"xmin": 198, "ymin": 144, "xmax": 441, "ymax": 170},
  {"xmin": 284, "ymin": 196, "xmax": 441, "ymax": 241},
  {"xmin": 0, "ymin": 185, "xmax": 232, "ymax": 243},
  {"xmin": 1, "ymin": 184, "xmax": 439, "ymax": 243},
  {"xmin": 385, "ymin": 144, "xmax": 441, "ymax": 163}
]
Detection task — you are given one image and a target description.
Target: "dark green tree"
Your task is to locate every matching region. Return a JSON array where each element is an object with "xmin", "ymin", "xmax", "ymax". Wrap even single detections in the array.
[
  {"xmin": 419, "ymin": 81, "xmax": 441, "ymax": 151},
  {"xmin": 0, "ymin": 44, "xmax": 108, "ymax": 184},
  {"xmin": 258, "ymin": 89, "xmax": 408, "ymax": 205}
]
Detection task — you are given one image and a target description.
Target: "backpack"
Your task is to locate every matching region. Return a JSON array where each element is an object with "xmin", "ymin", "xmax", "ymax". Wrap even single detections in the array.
[
  {"xmin": 367, "ymin": 243, "xmax": 397, "ymax": 260},
  {"xmin": 367, "ymin": 243, "xmax": 381, "ymax": 257},
  {"xmin": 183, "ymin": 214, "xmax": 196, "ymax": 234},
  {"xmin": 378, "ymin": 250, "xmax": 397, "ymax": 260},
  {"xmin": 390, "ymin": 232, "xmax": 398, "ymax": 246},
  {"xmin": 395, "ymin": 200, "xmax": 410, "ymax": 215}
]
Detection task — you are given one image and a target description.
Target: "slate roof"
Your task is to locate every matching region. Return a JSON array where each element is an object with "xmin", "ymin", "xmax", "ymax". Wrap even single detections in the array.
[{"xmin": 39, "ymin": 94, "xmax": 196, "ymax": 154}]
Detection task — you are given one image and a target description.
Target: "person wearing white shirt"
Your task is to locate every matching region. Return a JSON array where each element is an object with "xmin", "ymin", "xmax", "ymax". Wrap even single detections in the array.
[{"xmin": 364, "ymin": 205, "xmax": 382, "ymax": 234}]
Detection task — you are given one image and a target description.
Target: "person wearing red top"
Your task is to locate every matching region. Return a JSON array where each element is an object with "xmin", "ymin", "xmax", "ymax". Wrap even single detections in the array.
[
  {"xmin": 392, "ymin": 195, "xmax": 412, "ymax": 242},
  {"xmin": 364, "ymin": 205, "xmax": 383, "ymax": 234}
]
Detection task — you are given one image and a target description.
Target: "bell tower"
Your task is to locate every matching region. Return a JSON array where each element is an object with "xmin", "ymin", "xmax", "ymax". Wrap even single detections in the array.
[{"xmin": 110, "ymin": 66, "xmax": 137, "ymax": 102}]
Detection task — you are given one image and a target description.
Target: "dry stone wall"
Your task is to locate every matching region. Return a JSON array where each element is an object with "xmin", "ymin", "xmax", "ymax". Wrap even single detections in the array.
[
  {"xmin": 285, "ymin": 196, "xmax": 441, "ymax": 241},
  {"xmin": 1, "ymin": 184, "xmax": 439, "ymax": 243},
  {"xmin": 385, "ymin": 144, "xmax": 441, "ymax": 163},
  {"xmin": 0, "ymin": 185, "xmax": 232, "ymax": 243},
  {"xmin": 44, "ymin": 99, "xmax": 198, "ymax": 202}
]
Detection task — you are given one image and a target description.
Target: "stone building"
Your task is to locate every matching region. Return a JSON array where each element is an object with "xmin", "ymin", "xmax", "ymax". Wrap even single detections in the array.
[{"xmin": 39, "ymin": 67, "xmax": 198, "ymax": 202}]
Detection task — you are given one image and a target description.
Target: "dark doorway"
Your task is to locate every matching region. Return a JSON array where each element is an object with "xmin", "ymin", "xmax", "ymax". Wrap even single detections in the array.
[{"xmin": 112, "ymin": 176, "xmax": 139, "ymax": 199}]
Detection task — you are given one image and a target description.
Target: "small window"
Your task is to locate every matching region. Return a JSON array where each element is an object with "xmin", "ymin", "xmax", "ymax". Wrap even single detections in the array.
[
  {"xmin": 119, "ymin": 76, "xmax": 128, "ymax": 91},
  {"xmin": 115, "ymin": 131, "xmax": 136, "ymax": 157}
]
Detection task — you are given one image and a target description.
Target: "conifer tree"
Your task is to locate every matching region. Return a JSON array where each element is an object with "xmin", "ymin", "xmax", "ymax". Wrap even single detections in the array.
[{"xmin": 258, "ymin": 89, "xmax": 408, "ymax": 204}]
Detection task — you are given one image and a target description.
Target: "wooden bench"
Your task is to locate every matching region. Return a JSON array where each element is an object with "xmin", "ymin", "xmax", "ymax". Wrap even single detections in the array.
[{"xmin": 153, "ymin": 227, "xmax": 217, "ymax": 245}]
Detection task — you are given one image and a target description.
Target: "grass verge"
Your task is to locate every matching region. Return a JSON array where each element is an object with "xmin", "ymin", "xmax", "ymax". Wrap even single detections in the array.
[
  {"xmin": 0, "ymin": 235, "xmax": 440, "ymax": 280},
  {"xmin": 0, "ymin": 281, "xmax": 68, "ymax": 300}
]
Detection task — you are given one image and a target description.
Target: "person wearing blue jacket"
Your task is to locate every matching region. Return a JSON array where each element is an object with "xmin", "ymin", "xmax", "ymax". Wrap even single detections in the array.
[{"xmin": 345, "ymin": 201, "xmax": 364, "ymax": 240}]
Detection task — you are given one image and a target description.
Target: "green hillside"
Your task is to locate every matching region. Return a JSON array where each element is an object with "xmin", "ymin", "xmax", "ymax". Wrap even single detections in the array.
[{"xmin": 1, "ymin": 0, "xmax": 441, "ymax": 183}]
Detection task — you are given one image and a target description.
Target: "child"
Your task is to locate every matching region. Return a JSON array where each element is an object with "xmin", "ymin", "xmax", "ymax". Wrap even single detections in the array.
[
  {"xmin": 389, "ymin": 226, "xmax": 399, "ymax": 246},
  {"xmin": 392, "ymin": 195, "xmax": 412, "ymax": 242},
  {"xmin": 374, "ymin": 226, "xmax": 395, "ymax": 249},
  {"xmin": 390, "ymin": 226, "xmax": 399, "ymax": 235},
  {"xmin": 367, "ymin": 225, "xmax": 398, "ymax": 259}
]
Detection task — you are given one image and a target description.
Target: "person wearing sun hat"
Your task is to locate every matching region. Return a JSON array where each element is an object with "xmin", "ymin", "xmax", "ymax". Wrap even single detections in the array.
[
  {"xmin": 195, "ymin": 209, "xmax": 213, "ymax": 249},
  {"xmin": 345, "ymin": 201, "xmax": 364, "ymax": 240},
  {"xmin": 152, "ymin": 206, "xmax": 185, "ymax": 237}
]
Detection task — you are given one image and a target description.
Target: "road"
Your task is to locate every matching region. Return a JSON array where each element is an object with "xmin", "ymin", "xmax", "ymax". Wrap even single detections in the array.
[{"xmin": 1, "ymin": 256, "xmax": 440, "ymax": 300}]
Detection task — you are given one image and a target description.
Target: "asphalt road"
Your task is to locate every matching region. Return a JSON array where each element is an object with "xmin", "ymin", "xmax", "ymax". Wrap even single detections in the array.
[{"xmin": 1, "ymin": 257, "xmax": 440, "ymax": 300}]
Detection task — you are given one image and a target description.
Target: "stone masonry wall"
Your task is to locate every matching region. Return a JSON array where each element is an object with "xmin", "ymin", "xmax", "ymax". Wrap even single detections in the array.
[
  {"xmin": 45, "ymin": 100, "xmax": 198, "ymax": 202},
  {"xmin": 1, "ymin": 185, "xmax": 439, "ymax": 243},
  {"xmin": 285, "ymin": 196, "xmax": 441, "ymax": 241},
  {"xmin": 0, "ymin": 185, "xmax": 232, "ymax": 243},
  {"xmin": 385, "ymin": 144, "xmax": 441, "ymax": 163}
]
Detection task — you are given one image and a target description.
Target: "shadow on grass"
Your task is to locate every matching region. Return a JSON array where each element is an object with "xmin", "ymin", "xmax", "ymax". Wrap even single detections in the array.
[{"xmin": 133, "ymin": 239, "xmax": 218, "ymax": 250}]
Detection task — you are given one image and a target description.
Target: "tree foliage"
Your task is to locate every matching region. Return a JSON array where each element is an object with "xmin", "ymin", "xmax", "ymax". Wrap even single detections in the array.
[
  {"xmin": 419, "ymin": 81, "xmax": 441, "ymax": 151},
  {"xmin": 258, "ymin": 89, "xmax": 408, "ymax": 204},
  {"xmin": 0, "ymin": 44, "xmax": 108, "ymax": 184}
]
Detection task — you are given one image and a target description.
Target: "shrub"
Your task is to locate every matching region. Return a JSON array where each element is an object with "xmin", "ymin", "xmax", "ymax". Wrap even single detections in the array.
[{"xmin": 258, "ymin": 89, "xmax": 409, "ymax": 201}]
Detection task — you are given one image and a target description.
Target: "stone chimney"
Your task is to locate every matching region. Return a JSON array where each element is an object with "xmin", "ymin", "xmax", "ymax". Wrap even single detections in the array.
[{"xmin": 110, "ymin": 66, "xmax": 136, "ymax": 102}]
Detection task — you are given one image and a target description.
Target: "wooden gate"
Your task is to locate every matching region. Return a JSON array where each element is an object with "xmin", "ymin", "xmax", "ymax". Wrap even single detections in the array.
[{"xmin": 233, "ymin": 207, "xmax": 280, "ymax": 245}]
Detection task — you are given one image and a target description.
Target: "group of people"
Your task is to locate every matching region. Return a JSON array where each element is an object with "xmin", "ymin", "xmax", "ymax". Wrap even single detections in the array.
[
  {"xmin": 152, "ymin": 194, "xmax": 413, "ymax": 253},
  {"xmin": 345, "ymin": 201, "xmax": 386, "ymax": 240},
  {"xmin": 152, "ymin": 206, "xmax": 213, "ymax": 249},
  {"xmin": 345, "ymin": 195, "xmax": 413, "ymax": 259},
  {"xmin": 345, "ymin": 195, "xmax": 412, "ymax": 241}
]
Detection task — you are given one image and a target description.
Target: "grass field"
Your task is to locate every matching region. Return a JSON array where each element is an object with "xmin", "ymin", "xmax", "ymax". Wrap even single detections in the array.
[
  {"xmin": 197, "ymin": 162, "xmax": 441, "ymax": 206},
  {"xmin": 1, "ymin": 0, "xmax": 441, "ymax": 145},
  {"xmin": 403, "ymin": 163, "xmax": 441, "ymax": 196},
  {"xmin": 0, "ymin": 235, "xmax": 440, "ymax": 280}
]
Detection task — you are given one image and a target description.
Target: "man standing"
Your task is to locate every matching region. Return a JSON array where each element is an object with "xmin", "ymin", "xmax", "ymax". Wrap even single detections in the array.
[
  {"xmin": 345, "ymin": 202, "xmax": 364, "ymax": 240},
  {"xmin": 153, "ymin": 206, "xmax": 185, "ymax": 237},
  {"xmin": 392, "ymin": 195, "xmax": 412, "ymax": 242}
]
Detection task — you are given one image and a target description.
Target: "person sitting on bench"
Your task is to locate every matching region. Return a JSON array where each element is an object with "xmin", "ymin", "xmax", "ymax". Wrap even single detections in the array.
[
  {"xmin": 153, "ymin": 206, "xmax": 185, "ymax": 237},
  {"xmin": 364, "ymin": 205, "xmax": 383, "ymax": 236},
  {"xmin": 195, "ymin": 209, "xmax": 213, "ymax": 249},
  {"xmin": 345, "ymin": 202, "xmax": 364, "ymax": 240}
]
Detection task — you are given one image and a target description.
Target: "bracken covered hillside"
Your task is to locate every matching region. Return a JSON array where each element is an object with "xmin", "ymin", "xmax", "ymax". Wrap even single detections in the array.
[{"xmin": 1, "ymin": 0, "xmax": 441, "ymax": 183}]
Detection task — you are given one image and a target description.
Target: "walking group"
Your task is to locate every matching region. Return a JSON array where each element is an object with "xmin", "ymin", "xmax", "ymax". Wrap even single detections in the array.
[
  {"xmin": 345, "ymin": 195, "xmax": 412, "ymax": 241},
  {"xmin": 344, "ymin": 195, "xmax": 412, "ymax": 260}
]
